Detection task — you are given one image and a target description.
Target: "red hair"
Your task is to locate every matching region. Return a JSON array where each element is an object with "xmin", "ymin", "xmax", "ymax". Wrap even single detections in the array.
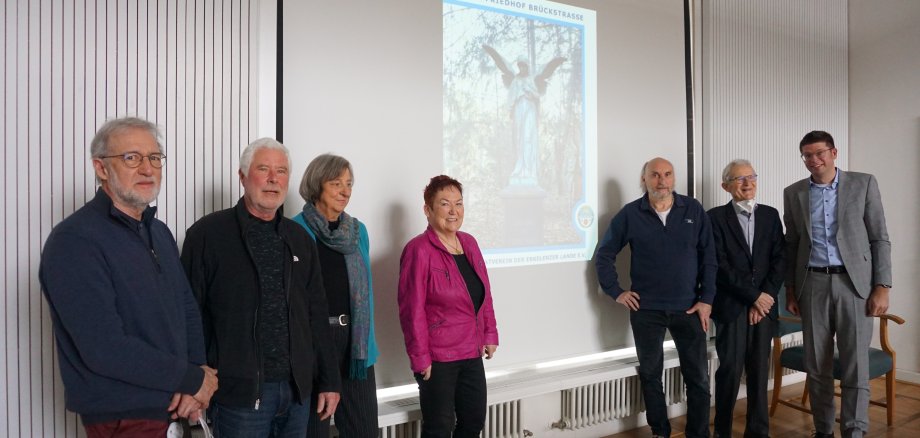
[{"xmin": 423, "ymin": 175, "xmax": 463, "ymax": 207}]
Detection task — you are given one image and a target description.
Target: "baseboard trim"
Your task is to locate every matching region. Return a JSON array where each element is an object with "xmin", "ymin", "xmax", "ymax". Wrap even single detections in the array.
[{"xmin": 897, "ymin": 368, "xmax": 920, "ymax": 385}]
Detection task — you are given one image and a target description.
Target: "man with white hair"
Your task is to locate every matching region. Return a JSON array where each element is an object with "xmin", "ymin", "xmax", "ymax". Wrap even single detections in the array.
[
  {"xmin": 40, "ymin": 117, "xmax": 217, "ymax": 437},
  {"xmin": 182, "ymin": 138, "xmax": 341, "ymax": 436},
  {"xmin": 708, "ymin": 159, "xmax": 784, "ymax": 438}
]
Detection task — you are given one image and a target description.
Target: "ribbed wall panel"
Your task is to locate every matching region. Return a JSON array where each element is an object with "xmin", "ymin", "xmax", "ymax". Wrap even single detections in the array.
[
  {"xmin": 0, "ymin": 1, "xmax": 266, "ymax": 436},
  {"xmin": 700, "ymin": 0, "xmax": 848, "ymax": 212}
]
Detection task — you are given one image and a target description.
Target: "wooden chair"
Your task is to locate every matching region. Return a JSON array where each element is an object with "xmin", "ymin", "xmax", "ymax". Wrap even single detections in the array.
[{"xmin": 768, "ymin": 299, "xmax": 905, "ymax": 425}]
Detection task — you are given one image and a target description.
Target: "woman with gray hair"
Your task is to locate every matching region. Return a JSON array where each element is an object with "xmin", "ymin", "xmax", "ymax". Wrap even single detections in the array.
[{"xmin": 294, "ymin": 154, "xmax": 379, "ymax": 437}]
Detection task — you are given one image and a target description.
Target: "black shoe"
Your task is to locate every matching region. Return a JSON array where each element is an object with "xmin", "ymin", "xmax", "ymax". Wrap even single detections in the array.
[{"xmin": 811, "ymin": 432, "xmax": 834, "ymax": 438}]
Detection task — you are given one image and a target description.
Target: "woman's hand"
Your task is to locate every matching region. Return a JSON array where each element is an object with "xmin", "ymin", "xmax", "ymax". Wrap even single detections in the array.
[
  {"xmin": 420, "ymin": 365, "xmax": 432, "ymax": 381},
  {"xmin": 482, "ymin": 345, "xmax": 497, "ymax": 359}
]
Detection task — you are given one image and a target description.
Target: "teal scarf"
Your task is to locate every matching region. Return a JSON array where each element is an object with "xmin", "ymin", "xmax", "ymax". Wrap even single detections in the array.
[{"xmin": 300, "ymin": 203, "xmax": 371, "ymax": 379}]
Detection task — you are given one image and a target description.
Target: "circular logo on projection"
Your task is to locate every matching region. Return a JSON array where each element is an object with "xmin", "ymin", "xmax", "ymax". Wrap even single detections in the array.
[{"xmin": 574, "ymin": 203, "xmax": 595, "ymax": 230}]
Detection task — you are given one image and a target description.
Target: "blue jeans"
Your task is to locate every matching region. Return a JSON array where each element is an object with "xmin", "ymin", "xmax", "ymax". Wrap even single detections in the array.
[
  {"xmin": 211, "ymin": 381, "xmax": 312, "ymax": 438},
  {"xmin": 631, "ymin": 309, "xmax": 711, "ymax": 438}
]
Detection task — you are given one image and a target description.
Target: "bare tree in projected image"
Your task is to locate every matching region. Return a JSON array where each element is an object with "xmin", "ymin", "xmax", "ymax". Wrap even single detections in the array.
[{"xmin": 443, "ymin": 5, "xmax": 584, "ymax": 248}]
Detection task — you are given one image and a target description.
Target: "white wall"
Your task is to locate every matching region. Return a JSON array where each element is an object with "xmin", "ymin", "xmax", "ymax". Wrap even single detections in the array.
[
  {"xmin": 281, "ymin": 0, "xmax": 690, "ymax": 388},
  {"xmin": 700, "ymin": 0, "xmax": 849, "ymax": 211},
  {"xmin": 848, "ymin": 0, "xmax": 920, "ymax": 379}
]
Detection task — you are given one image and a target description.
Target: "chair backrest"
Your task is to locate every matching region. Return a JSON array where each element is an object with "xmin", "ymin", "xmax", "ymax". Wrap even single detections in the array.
[{"xmin": 774, "ymin": 288, "xmax": 803, "ymax": 338}]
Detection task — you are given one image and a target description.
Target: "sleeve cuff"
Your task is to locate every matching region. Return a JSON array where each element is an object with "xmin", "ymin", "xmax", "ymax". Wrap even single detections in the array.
[
  {"xmin": 409, "ymin": 354, "xmax": 432, "ymax": 374},
  {"xmin": 177, "ymin": 364, "xmax": 205, "ymax": 395}
]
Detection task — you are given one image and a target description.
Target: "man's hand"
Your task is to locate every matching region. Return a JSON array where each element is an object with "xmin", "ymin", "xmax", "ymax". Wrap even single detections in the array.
[
  {"xmin": 168, "ymin": 393, "xmax": 203, "ymax": 421},
  {"xmin": 193, "ymin": 365, "xmax": 218, "ymax": 407},
  {"xmin": 615, "ymin": 291, "xmax": 640, "ymax": 311},
  {"xmin": 753, "ymin": 292, "xmax": 775, "ymax": 316},
  {"xmin": 686, "ymin": 302, "xmax": 712, "ymax": 332},
  {"xmin": 748, "ymin": 306, "xmax": 764, "ymax": 325},
  {"xmin": 785, "ymin": 287, "xmax": 799, "ymax": 316},
  {"xmin": 866, "ymin": 285, "xmax": 890, "ymax": 316},
  {"xmin": 482, "ymin": 345, "xmax": 497, "ymax": 359},
  {"xmin": 315, "ymin": 392, "xmax": 341, "ymax": 421}
]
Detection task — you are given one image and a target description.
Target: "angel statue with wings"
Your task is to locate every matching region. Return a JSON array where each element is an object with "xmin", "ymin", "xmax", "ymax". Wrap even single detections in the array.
[{"xmin": 483, "ymin": 44, "xmax": 565, "ymax": 187}]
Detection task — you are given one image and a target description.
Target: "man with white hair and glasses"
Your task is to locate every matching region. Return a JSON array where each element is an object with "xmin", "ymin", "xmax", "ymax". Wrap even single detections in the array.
[{"xmin": 708, "ymin": 159, "xmax": 784, "ymax": 438}]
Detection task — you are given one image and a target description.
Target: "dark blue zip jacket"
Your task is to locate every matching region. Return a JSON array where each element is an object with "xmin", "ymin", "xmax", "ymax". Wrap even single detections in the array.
[
  {"xmin": 39, "ymin": 189, "xmax": 206, "ymax": 424},
  {"xmin": 595, "ymin": 193, "xmax": 717, "ymax": 310}
]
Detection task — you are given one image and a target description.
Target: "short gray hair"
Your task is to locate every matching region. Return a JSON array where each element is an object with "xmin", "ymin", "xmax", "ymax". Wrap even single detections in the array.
[
  {"xmin": 639, "ymin": 161, "xmax": 649, "ymax": 191},
  {"xmin": 299, "ymin": 153, "xmax": 354, "ymax": 203},
  {"xmin": 90, "ymin": 117, "xmax": 163, "ymax": 158},
  {"xmin": 240, "ymin": 137, "xmax": 290, "ymax": 177},
  {"xmin": 721, "ymin": 158, "xmax": 753, "ymax": 183}
]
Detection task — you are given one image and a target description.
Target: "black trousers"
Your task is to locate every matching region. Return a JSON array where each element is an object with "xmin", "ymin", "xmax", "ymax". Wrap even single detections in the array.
[
  {"xmin": 713, "ymin": 311, "xmax": 775, "ymax": 438},
  {"xmin": 415, "ymin": 358, "xmax": 486, "ymax": 438},
  {"xmin": 631, "ymin": 309, "xmax": 711, "ymax": 438},
  {"xmin": 306, "ymin": 324, "xmax": 378, "ymax": 438}
]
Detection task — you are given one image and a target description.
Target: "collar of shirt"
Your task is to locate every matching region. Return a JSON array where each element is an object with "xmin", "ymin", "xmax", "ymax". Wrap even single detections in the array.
[
  {"xmin": 243, "ymin": 208, "xmax": 282, "ymax": 229},
  {"xmin": 808, "ymin": 167, "xmax": 840, "ymax": 189}
]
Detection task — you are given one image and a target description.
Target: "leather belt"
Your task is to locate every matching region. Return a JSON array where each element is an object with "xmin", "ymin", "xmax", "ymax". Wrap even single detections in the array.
[
  {"xmin": 807, "ymin": 265, "xmax": 847, "ymax": 274},
  {"xmin": 329, "ymin": 315, "xmax": 350, "ymax": 326}
]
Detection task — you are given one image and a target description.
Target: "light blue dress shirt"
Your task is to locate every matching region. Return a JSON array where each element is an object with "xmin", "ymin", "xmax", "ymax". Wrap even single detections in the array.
[
  {"xmin": 732, "ymin": 201, "xmax": 755, "ymax": 255},
  {"xmin": 808, "ymin": 169, "xmax": 843, "ymax": 267}
]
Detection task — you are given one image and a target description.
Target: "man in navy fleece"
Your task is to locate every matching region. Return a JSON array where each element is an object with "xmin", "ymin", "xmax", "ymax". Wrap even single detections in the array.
[
  {"xmin": 40, "ymin": 117, "xmax": 217, "ymax": 437},
  {"xmin": 595, "ymin": 157, "xmax": 717, "ymax": 438}
]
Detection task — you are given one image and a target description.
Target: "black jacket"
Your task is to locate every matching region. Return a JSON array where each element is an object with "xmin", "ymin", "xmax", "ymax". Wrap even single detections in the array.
[
  {"xmin": 181, "ymin": 199, "xmax": 341, "ymax": 407},
  {"xmin": 707, "ymin": 201, "xmax": 785, "ymax": 324}
]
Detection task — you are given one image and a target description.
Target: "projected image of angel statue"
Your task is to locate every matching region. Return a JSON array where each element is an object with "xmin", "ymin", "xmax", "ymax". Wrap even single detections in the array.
[{"xmin": 483, "ymin": 44, "xmax": 565, "ymax": 187}]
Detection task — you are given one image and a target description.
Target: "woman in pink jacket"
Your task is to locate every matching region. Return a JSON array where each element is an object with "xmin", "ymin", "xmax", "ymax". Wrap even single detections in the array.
[{"xmin": 398, "ymin": 175, "xmax": 499, "ymax": 438}]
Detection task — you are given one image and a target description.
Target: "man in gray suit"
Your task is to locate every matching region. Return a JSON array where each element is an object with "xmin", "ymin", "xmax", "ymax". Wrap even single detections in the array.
[{"xmin": 783, "ymin": 130, "xmax": 892, "ymax": 438}]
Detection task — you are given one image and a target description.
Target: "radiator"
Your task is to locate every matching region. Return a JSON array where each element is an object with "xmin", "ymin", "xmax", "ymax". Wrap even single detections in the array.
[
  {"xmin": 378, "ymin": 421, "xmax": 421, "ymax": 438},
  {"xmin": 483, "ymin": 399, "xmax": 525, "ymax": 438},
  {"xmin": 374, "ymin": 400, "xmax": 525, "ymax": 438},
  {"xmin": 558, "ymin": 374, "xmax": 641, "ymax": 429},
  {"xmin": 376, "ymin": 337, "xmax": 803, "ymax": 436},
  {"xmin": 556, "ymin": 363, "xmax": 691, "ymax": 430}
]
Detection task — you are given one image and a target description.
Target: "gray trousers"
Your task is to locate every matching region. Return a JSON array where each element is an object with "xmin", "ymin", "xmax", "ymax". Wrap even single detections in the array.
[{"xmin": 799, "ymin": 272, "xmax": 873, "ymax": 438}]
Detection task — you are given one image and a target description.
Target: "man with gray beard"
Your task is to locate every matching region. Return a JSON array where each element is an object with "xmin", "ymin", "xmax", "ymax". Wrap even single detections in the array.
[
  {"xmin": 40, "ymin": 117, "xmax": 217, "ymax": 437},
  {"xmin": 595, "ymin": 157, "xmax": 717, "ymax": 438}
]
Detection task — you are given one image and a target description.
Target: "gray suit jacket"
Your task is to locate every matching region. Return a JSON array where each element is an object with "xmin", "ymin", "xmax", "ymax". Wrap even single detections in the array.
[{"xmin": 783, "ymin": 170, "xmax": 891, "ymax": 298}]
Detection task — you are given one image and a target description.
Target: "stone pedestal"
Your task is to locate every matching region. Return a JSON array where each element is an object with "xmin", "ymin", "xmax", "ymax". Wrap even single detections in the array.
[{"xmin": 499, "ymin": 185, "xmax": 547, "ymax": 247}]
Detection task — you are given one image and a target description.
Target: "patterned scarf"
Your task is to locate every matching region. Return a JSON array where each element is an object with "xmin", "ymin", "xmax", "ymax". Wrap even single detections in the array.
[{"xmin": 300, "ymin": 203, "xmax": 371, "ymax": 379}]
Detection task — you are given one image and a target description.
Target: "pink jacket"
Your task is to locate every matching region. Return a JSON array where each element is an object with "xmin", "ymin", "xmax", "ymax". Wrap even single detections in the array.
[{"xmin": 398, "ymin": 226, "xmax": 499, "ymax": 373}]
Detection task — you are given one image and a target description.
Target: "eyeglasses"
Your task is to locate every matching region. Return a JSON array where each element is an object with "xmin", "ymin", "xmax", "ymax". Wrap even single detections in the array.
[
  {"xmin": 727, "ymin": 174, "xmax": 758, "ymax": 183},
  {"xmin": 100, "ymin": 152, "xmax": 166, "ymax": 168},
  {"xmin": 800, "ymin": 147, "xmax": 833, "ymax": 162}
]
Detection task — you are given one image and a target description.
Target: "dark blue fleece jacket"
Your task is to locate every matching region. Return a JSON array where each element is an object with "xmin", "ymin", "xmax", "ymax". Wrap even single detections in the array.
[
  {"xmin": 39, "ymin": 189, "xmax": 206, "ymax": 424},
  {"xmin": 595, "ymin": 193, "xmax": 717, "ymax": 311}
]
